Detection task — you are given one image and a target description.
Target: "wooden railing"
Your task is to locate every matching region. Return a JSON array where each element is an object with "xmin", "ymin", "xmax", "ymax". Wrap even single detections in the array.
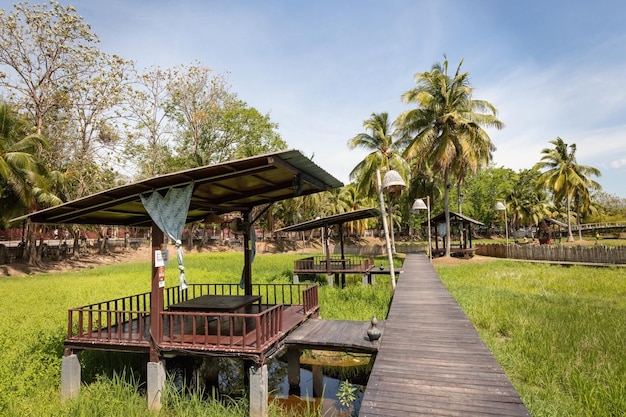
[
  {"xmin": 66, "ymin": 283, "xmax": 318, "ymax": 352},
  {"xmin": 293, "ymin": 255, "xmax": 374, "ymax": 274},
  {"xmin": 67, "ymin": 292, "xmax": 151, "ymax": 344},
  {"xmin": 302, "ymin": 284, "xmax": 319, "ymax": 314},
  {"xmin": 159, "ymin": 304, "xmax": 284, "ymax": 352},
  {"xmin": 164, "ymin": 283, "xmax": 317, "ymax": 307}
]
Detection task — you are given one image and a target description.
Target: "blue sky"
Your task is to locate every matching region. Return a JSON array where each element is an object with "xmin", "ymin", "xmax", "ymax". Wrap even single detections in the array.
[{"xmin": 26, "ymin": 1, "xmax": 626, "ymax": 196}]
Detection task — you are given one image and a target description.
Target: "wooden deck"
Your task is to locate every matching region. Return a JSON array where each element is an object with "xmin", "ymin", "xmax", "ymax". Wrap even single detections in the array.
[
  {"xmin": 63, "ymin": 283, "xmax": 319, "ymax": 362},
  {"xmin": 284, "ymin": 318, "xmax": 385, "ymax": 354},
  {"xmin": 359, "ymin": 253, "xmax": 530, "ymax": 417}
]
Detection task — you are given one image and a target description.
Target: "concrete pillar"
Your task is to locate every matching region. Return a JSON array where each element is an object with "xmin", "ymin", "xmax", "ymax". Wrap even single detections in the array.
[
  {"xmin": 249, "ymin": 363, "xmax": 268, "ymax": 417},
  {"xmin": 312, "ymin": 365, "xmax": 324, "ymax": 398},
  {"xmin": 286, "ymin": 348, "xmax": 301, "ymax": 395},
  {"xmin": 147, "ymin": 360, "xmax": 166, "ymax": 411},
  {"xmin": 326, "ymin": 274, "xmax": 334, "ymax": 287},
  {"xmin": 61, "ymin": 354, "xmax": 81, "ymax": 400},
  {"xmin": 293, "ymin": 274, "xmax": 299, "ymax": 284}
]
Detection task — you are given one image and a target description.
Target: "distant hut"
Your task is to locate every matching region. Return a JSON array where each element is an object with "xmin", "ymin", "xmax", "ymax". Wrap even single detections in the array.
[{"xmin": 424, "ymin": 211, "xmax": 484, "ymax": 257}]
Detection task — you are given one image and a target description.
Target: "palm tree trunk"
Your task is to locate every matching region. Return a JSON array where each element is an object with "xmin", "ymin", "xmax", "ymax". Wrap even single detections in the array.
[
  {"xmin": 444, "ymin": 181, "xmax": 451, "ymax": 257},
  {"xmin": 566, "ymin": 195, "xmax": 574, "ymax": 242},
  {"xmin": 576, "ymin": 198, "xmax": 583, "ymax": 241}
]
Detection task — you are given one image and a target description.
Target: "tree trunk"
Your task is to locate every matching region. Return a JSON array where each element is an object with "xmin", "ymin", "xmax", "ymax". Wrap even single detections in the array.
[
  {"xmin": 566, "ymin": 195, "xmax": 574, "ymax": 242},
  {"xmin": 444, "ymin": 181, "xmax": 451, "ymax": 257}
]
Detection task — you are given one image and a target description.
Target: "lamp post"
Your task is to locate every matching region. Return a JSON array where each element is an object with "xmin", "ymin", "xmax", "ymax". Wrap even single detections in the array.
[
  {"xmin": 382, "ymin": 170, "xmax": 406, "ymax": 255},
  {"xmin": 495, "ymin": 201, "xmax": 509, "ymax": 258},
  {"xmin": 377, "ymin": 169, "xmax": 405, "ymax": 290},
  {"xmin": 411, "ymin": 197, "xmax": 431, "ymax": 263}
]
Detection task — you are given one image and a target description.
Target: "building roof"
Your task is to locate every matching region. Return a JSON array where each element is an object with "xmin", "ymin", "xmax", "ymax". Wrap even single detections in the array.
[
  {"xmin": 276, "ymin": 208, "xmax": 380, "ymax": 232},
  {"xmin": 542, "ymin": 218, "xmax": 568, "ymax": 228},
  {"xmin": 425, "ymin": 211, "xmax": 485, "ymax": 226},
  {"xmin": 12, "ymin": 149, "xmax": 343, "ymax": 227}
]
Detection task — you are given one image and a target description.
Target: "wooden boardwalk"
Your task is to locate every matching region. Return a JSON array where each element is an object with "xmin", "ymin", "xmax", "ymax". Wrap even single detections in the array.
[
  {"xmin": 285, "ymin": 318, "xmax": 384, "ymax": 354},
  {"xmin": 359, "ymin": 253, "xmax": 530, "ymax": 417}
]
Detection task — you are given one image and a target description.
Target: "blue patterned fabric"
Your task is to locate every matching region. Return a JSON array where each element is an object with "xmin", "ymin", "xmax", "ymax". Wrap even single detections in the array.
[{"xmin": 140, "ymin": 184, "xmax": 194, "ymax": 290}]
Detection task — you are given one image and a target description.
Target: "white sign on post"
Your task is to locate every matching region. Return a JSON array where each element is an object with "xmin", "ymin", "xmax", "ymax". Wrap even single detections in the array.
[{"xmin": 154, "ymin": 250, "xmax": 165, "ymax": 267}]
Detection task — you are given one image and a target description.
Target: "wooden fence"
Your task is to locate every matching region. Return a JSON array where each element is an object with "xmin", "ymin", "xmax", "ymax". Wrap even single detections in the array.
[{"xmin": 476, "ymin": 243, "xmax": 626, "ymax": 265}]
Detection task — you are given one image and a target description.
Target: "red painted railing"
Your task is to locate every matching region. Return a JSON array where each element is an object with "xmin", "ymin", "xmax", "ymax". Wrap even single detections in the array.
[{"xmin": 66, "ymin": 283, "xmax": 318, "ymax": 353}]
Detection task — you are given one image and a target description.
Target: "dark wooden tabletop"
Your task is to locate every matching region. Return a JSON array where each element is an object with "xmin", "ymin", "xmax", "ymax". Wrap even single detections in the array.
[{"xmin": 168, "ymin": 294, "xmax": 262, "ymax": 312}]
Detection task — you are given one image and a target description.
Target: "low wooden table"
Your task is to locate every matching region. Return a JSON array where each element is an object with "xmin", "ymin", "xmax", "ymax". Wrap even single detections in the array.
[{"xmin": 168, "ymin": 294, "xmax": 262, "ymax": 313}]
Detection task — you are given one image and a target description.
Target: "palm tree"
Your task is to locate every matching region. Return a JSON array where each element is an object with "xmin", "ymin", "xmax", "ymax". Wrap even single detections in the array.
[
  {"xmin": 396, "ymin": 57, "xmax": 503, "ymax": 256},
  {"xmin": 348, "ymin": 112, "xmax": 409, "ymax": 199},
  {"xmin": 0, "ymin": 103, "xmax": 51, "ymax": 221},
  {"xmin": 533, "ymin": 137, "xmax": 601, "ymax": 242},
  {"xmin": 572, "ymin": 175, "xmax": 600, "ymax": 240}
]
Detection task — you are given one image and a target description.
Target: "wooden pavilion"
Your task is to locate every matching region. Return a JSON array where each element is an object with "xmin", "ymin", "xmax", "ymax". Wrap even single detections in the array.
[
  {"xmin": 426, "ymin": 211, "xmax": 484, "ymax": 258},
  {"xmin": 12, "ymin": 150, "xmax": 343, "ymax": 416},
  {"xmin": 276, "ymin": 208, "xmax": 380, "ymax": 287}
]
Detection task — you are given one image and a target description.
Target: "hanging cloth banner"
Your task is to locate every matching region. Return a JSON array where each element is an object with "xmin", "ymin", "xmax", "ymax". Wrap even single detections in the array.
[{"xmin": 140, "ymin": 184, "xmax": 194, "ymax": 291}]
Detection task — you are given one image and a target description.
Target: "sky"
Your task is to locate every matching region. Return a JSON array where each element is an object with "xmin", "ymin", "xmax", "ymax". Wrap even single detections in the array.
[{"xmin": 9, "ymin": 0, "xmax": 626, "ymax": 197}]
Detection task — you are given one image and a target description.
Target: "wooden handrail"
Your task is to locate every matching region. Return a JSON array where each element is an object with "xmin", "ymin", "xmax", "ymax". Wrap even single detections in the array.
[{"xmin": 65, "ymin": 283, "xmax": 318, "ymax": 351}]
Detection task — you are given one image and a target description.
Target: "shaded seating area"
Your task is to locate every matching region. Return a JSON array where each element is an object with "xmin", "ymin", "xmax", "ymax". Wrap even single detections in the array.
[
  {"xmin": 426, "ymin": 211, "xmax": 483, "ymax": 258},
  {"xmin": 276, "ymin": 208, "xmax": 380, "ymax": 287},
  {"xmin": 12, "ymin": 149, "xmax": 344, "ymax": 416}
]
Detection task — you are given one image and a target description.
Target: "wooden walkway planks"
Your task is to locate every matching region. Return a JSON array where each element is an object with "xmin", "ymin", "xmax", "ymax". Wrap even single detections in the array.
[
  {"xmin": 359, "ymin": 253, "xmax": 530, "ymax": 417},
  {"xmin": 285, "ymin": 318, "xmax": 384, "ymax": 353}
]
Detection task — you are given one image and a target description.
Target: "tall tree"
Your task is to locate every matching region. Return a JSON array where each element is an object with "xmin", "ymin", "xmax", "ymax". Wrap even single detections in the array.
[
  {"xmin": 223, "ymin": 101, "xmax": 287, "ymax": 159},
  {"xmin": 0, "ymin": 103, "xmax": 46, "ymax": 222},
  {"xmin": 0, "ymin": 1, "xmax": 99, "ymax": 136},
  {"xmin": 125, "ymin": 66, "xmax": 176, "ymax": 178},
  {"xmin": 347, "ymin": 112, "xmax": 409, "ymax": 199},
  {"xmin": 397, "ymin": 57, "xmax": 503, "ymax": 256},
  {"xmin": 533, "ymin": 137, "xmax": 601, "ymax": 242},
  {"xmin": 167, "ymin": 64, "xmax": 235, "ymax": 168}
]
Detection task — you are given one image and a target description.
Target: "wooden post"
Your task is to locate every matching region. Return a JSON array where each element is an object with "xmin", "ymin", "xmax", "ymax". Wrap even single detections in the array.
[
  {"xmin": 287, "ymin": 348, "xmax": 301, "ymax": 395},
  {"xmin": 312, "ymin": 365, "xmax": 324, "ymax": 398},
  {"xmin": 243, "ymin": 211, "xmax": 253, "ymax": 296},
  {"xmin": 149, "ymin": 224, "xmax": 165, "ymax": 362}
]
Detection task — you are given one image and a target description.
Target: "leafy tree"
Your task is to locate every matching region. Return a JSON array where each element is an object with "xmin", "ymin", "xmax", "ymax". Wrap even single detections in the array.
[
  {"xmin": 533, "ymin": 137, "xmax": 601, "ymax": 241},
  {"xmin": 588, "ymin": 191, "xmax": 626, "ymax": 222},
  {"xmin": 397, "ymin": 57, "xmax": 503, "ymax": 256},
  {"xmin": 124, "ymin": 66, "xmax": 177, "ymax": 178},
  {"xmin": 0, "ymin": 1, "xmax": 99, "ymax": 136},
  {"xmin": 167, "ymin": 64, "xmax": 236, "ymax": 168},
  {"xmin": 0, "ymin": 1, "xmax": 130, "ymax": 202},
  {"xmin": 226, "ymin": 102, "xmax": 287, "ymax": 159},
  {"xmin": 50, "ymin": 53, "xmax": 132, "ymax": 199},
  {"xmin": 0, "ymin": 101, "xmax": 62, "ymax": 255},
  {"xmin": 339, "ymin": 183, "xmax": 376, "ymax": 237},
  {"xmin": 461, "ymin": 166, "xmax": 516, "ymax": 230},
  {"xmin": 347, "ymin": 112, "xmax": 409, "ymax": 199},
  {"xmin": 0, "ymin": 103, "xmax": 43, "ymax": 223},
  {"xmin": 507, "ymin": 169, "xmax": 551, "ymax": 232}
]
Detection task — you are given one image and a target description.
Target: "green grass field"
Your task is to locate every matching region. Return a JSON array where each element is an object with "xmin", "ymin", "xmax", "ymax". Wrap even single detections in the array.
[
  {"xmin": 0, "ymin": 251, "xmax": 393, "ymax": 417},
  {"xmin": 436, "ymin": 259, "xmax": 626, "ymax": 417},
  {"xmin": 0, "ymin": 251, "xmax": 624, "ymax": 416}
]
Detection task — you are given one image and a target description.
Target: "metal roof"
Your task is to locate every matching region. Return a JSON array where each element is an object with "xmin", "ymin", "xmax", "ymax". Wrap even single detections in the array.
[
  {"xmin": 276, "ymin": 208, "xmax": 380, "ymax": 232},
  {"xmin": 12, "ymin": 149, "xmax": 343, "ymax": 227},
  {"xmin": 425, "ymin": 211, "xmax": 485, "ymax": 226},
  {"xmin": 543, "ymin": 218, "xmax": 568, "ymax": 228}
]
